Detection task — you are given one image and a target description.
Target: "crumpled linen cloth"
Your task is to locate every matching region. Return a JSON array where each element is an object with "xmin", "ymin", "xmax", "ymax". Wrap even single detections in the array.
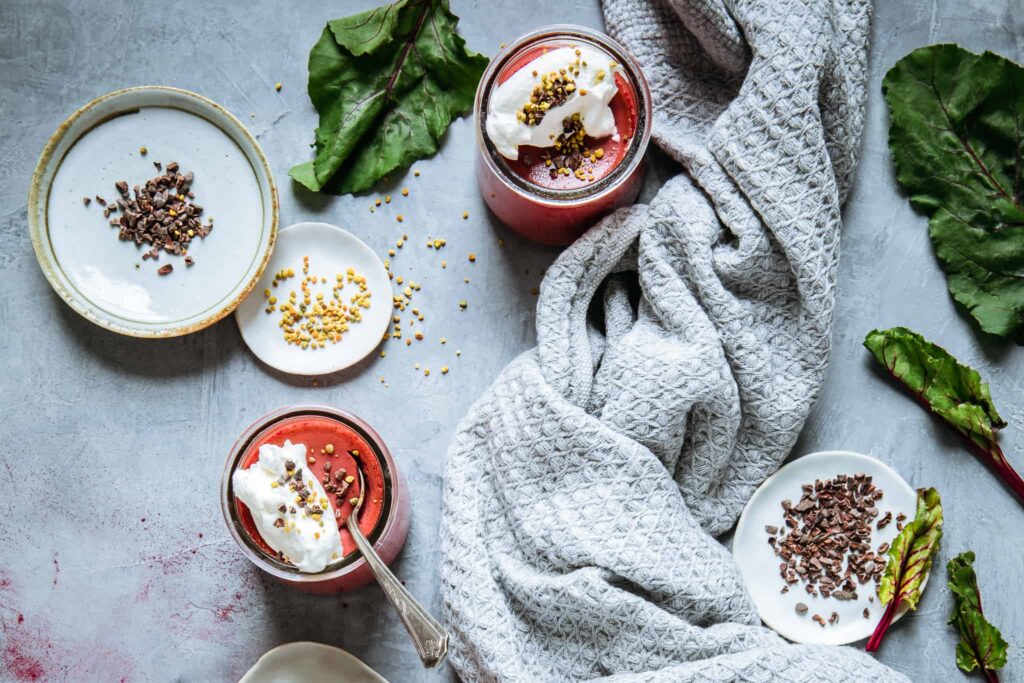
[{"xmin": 440, "ymin": 0, "xmax": 907, "ymax": 680}]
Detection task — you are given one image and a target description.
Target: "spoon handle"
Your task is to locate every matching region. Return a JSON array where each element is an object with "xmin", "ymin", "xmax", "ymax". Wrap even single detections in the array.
[{"xmin": 346, "ymin": 516, "xmax": 449, "ymax": 668}]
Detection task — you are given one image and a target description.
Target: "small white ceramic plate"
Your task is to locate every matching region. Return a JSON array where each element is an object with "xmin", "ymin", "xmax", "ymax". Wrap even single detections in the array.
[
  {"xmin": 239, "ymin": 642, "xmax": 389, "ymax": 683},
  {"xmin": 235, "ymin": 222, "xmax": 392, "ymax": 376},
  {"xmin": 29, "ymin": 86, "xmax": 278, "ymax": 337},
  {"xmin": 733, "ymin": 451, "xmax": 919, "ymax": 646}
]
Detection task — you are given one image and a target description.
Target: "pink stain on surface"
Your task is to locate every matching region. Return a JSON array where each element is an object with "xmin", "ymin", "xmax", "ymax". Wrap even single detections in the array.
[
  {"xmin": 1, "ymin": 615, "xmax": 138, "ymax": 682},
  {"xmin": 214, "ymin": 603, "xmax": 242, "ymax": 623},
  {"xmin": 2, "ymin": 645, "xmax": 46, "ymax": 682},
  {"xmin": 1, "ymin": 619, "xmax": 53, "ymax": 682},
  {"xmin": 213, "ymin": 591, "xmax": 249, "ymax": 623}
]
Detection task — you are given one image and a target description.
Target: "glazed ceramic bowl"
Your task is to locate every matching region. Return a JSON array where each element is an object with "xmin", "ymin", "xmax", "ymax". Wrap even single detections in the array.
[
  {"xmin": 239, "ymin": 642, "xmax": 388, "ymax": 683},
  {"xmin": 29, "ymin": 86, "xmax": 278, "ymax": 337}
]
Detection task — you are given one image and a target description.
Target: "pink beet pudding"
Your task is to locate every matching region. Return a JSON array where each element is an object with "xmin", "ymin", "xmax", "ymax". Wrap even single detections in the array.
[
  {"xmin": 221, "ymin": 406, "xmax": 409, "ymax": 594},
  {"xmin": 476, "ymin": 25, "xmax": 651, "ymax": 245}
]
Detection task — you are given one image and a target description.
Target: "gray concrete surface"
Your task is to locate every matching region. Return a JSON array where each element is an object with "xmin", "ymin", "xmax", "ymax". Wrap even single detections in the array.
[{"xmin": 0, "ymin": 1, "xmax": 1020, "ymax": 681}]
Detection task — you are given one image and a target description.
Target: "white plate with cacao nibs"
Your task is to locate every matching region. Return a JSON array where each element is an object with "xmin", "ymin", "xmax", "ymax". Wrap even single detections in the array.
[
  {"xmin": 29, "ymin": 86, "xmax": 278, "ymax": 337},
  {"xmin": 235, "ymin": 222, "xmax": 392, "ymax": 376},
  {"xmin": 732, "ymin": 450, "xmax": 920, "ymax": 646}
]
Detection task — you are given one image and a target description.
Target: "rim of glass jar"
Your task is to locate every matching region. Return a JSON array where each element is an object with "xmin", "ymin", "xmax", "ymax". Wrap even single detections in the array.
[
  {"xmin": 220, "ymin": 404, "xmax": 400, "ymax": 584},
  {"xmin": 475, "ymin": 24, "xmax": 652, "ymax": 207}
]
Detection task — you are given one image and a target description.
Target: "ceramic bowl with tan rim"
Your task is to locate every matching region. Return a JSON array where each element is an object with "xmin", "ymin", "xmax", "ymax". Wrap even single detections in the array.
[
  {"xmin": 240, "ymin": 642, "xmax": 388, "ymax": 683},
  {"xmin": 28, "ymin": 86, "xmax": 278, "ymax": 337}
]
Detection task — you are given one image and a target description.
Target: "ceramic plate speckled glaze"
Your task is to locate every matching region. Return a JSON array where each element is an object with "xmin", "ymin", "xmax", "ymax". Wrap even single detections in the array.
[
  {"xmin": 29, "ymin": 86, "xmax": 278, "ymax": 337},
  {"xmin": 239, "ymin": 642, "xmax": 389, "ymax": 683},
  {"xmin": 235, "ymin": 222, "xmax": 392, "ymax": 376},
  {"xmin": 733, "ymin": 451, "xmax": 920, "ymax": 646}
]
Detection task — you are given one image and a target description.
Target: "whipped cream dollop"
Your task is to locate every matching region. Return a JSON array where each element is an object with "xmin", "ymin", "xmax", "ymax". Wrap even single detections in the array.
[
  {"xmin": 232, "ymin": 440, "xmax": 343, "ymax": 573},
  {"xmin": 486, "ymin": 45, "xmax": 622, "ymax": 159}
]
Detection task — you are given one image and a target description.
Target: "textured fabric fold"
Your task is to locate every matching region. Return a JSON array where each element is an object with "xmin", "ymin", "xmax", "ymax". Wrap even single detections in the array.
[{"xmin": 440, "ymin": 0, "xmax": 904, "ymax": 680}]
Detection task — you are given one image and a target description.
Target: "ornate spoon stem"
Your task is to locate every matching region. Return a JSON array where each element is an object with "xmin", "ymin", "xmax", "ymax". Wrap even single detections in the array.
[{"xmin": 346, "ymin": 467, "xmax": 448, "ymax": 668}]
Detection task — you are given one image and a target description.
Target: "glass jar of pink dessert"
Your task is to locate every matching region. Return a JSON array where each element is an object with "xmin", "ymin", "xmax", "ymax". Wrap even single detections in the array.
[
  {"xmin": 220, "ymin": 405, "xmax": 410, "ymax": 594},
  {"xmin": 475, "ymin": 25, "xmax": 651, "ymax": 246}
]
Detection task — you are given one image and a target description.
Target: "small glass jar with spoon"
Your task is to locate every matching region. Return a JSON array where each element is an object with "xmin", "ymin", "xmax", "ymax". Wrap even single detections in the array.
[{"xmin": 221, "ymin": 405, "xmax": 447, "ymax": 667}]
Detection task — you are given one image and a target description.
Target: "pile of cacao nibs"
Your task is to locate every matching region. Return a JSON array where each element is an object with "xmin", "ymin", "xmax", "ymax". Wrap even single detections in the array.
[
  {"xmin": 86, "ymin": 161, "xmax": 212, "ymax": 275},
  {"xmin": 765, "ymin": 473, "xmax": 897, "ymax": 626}
]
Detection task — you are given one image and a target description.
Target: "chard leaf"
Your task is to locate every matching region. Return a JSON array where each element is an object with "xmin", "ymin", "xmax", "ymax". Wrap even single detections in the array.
[
  {"xmin": 864, "ymin": 327, "xmax": 1024, "ymax": 505},
  {"xmin": 878, "ymin": 487, "xmax": 942, "ymax": 611},
  {"xmin": 864, "ymin": 327, "xmax": 1004, "ymax": 452},
  {"xmin": 947, "ymin": 551, "xmax": 1009, "ymax": 676},
  {"xmin": 882, "ymin": 44, "xmax": 1024, "ymax": 339},
  {"xmin": 290, "ymin": 0, "xmax": 488, "ymax": 194}
]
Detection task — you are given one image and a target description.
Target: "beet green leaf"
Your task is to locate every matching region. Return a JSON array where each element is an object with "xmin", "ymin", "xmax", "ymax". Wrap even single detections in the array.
[
  {"xmin": 866, "ymin": 487, "xmax": 943, "ymax": 652},
  {"xmin": 883, "ymin": 44, "xmax": 1024, "ymax": 339},
  {"xmin": 947, "ymin": 551, "xmax": 1009, "ymax": 681},
  {"xmin": 864, "ymin": 327, "xmax": 1024, "ymax": 505},
  {"xmin": 290, "ymin": 0, "xmax": 488, "ymax": 194}
]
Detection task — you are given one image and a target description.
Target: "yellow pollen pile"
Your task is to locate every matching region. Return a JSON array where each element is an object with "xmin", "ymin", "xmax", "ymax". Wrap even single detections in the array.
[
  {"xmin": 518, "ymin": 69, "xmax": 577, "ymax": 126},
  {"xmin": 263, "ymin": 256, "xmax": 372, "ymax": 350}
]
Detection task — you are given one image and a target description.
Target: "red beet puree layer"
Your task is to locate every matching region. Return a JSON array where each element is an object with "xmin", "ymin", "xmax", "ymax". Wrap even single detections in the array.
[
  {"xmin": 496, "ymin": 46, "xmax": 638, "ymax": 190},
  {"xmin": 235, "ymin": 415, "xmax": 385, "ymax": 563}
]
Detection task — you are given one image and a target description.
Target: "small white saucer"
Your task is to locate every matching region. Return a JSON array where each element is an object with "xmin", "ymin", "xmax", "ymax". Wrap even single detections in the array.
[
  {"xmin": 235, "ymin": 222, "xmax": 391, "ymax": 376},
  {"xmin": 239, "ymin": 642, "xmax": 388, "ymax": 683},
  {"xmin": 733, "ymin": 450, "xmax": 919, "ymax": 646}
]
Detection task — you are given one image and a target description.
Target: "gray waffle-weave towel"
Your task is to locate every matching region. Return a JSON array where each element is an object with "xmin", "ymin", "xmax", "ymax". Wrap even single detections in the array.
[{"xmin": 440, "ymin": 0, "xmax": 907, "ymax": 680}]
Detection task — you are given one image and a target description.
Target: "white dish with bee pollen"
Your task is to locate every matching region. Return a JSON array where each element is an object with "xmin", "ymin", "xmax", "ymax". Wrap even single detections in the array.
[
  {"xmin": 732, "ymin": 451, "xmax": 920, "ymax": 646},
  {"xmin": 235, "ymin": 222, "xmax": 391, "ymax": 376}
]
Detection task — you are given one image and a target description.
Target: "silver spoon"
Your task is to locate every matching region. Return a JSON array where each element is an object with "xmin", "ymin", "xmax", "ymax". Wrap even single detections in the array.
[{"xmin": 346, "ymin": 466, "xmax": 449, "ymax": 668}]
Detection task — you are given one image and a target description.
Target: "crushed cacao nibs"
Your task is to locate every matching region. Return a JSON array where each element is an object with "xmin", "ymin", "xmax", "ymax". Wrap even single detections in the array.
[
  {"xmin": 876, "ymin": 511, "xmax": 892, "ymax": 529},
  {"xmin": 766, "ymin": 473, "xmax": 892, "ymax": 619},
  {"xmin": 92, "ymin": 161, "xmax": 212, "ymax": 272},
  {"xmin": 795, "ymin": 602, "xmax": 808, "ymax": 615}
]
